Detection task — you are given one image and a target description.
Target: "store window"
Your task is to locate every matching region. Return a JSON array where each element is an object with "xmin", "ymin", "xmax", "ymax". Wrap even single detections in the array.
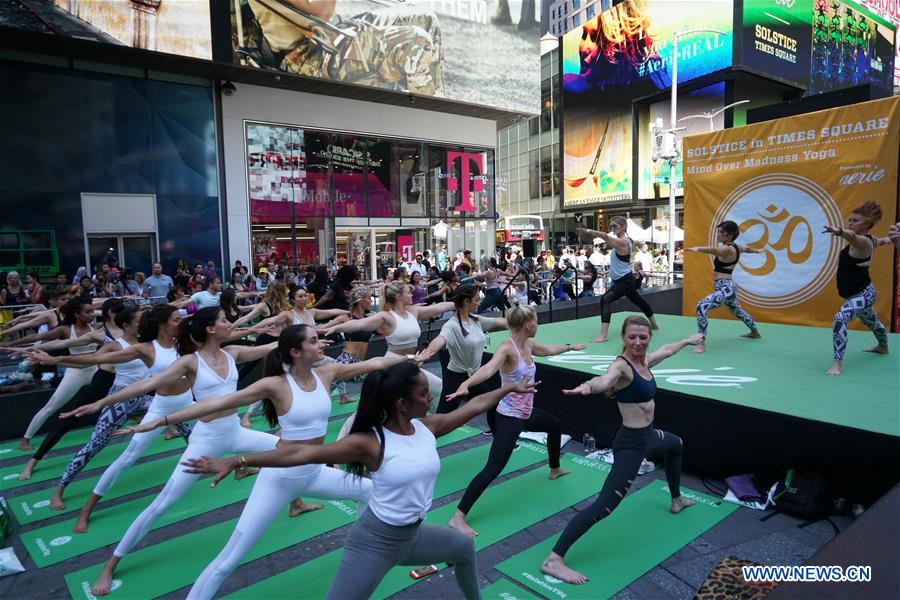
[
  {"xmin": 397, "ymin": 143, "xmax": 426, "ymax": 217},
  {"xmin": 540, "ymin": 78, "xmax": 552, "ymax": 133}
]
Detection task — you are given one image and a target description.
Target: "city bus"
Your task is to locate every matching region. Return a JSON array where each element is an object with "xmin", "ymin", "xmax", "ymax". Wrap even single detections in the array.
[{"xmin": 496, "ymin": 215, "xmax": 545, "ymax": 245}]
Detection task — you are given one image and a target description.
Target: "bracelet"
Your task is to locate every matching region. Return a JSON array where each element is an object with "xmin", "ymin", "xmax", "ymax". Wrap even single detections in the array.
[
  {"xmin": 565, "ymin": 343, "xmax": 572, "ymax": 351},
  {"xmin": 163, "ymin": 415, "xmax": 169, "ymax": 426},
  {"xmin": 237, "ymin": 454, "xmax": 247, "ymax": 473}
]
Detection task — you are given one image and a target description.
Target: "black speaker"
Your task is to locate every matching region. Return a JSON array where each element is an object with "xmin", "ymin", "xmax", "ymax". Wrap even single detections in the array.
[{"xmin": 522, "ymin": 239, "xmax": 537, "ymax": 258}]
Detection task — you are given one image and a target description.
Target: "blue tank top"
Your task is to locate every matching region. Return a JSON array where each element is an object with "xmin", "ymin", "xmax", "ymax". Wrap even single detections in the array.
[{"xmin": 613, "ymin": 356, "xmax": 656, "ymax": 404}]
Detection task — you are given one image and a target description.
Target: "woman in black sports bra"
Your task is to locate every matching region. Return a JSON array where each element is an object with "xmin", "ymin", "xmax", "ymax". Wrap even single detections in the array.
[
  {"xmin": 686, "ymin": 220, "xmax": 763, "ymax": 354},
  {"xmin": 541, "ymin": 315, "xmax": 703, "ymax": 585},
  {"xmin": 822, "ymin": 201, "xmax": 891, "ymax": 376}
]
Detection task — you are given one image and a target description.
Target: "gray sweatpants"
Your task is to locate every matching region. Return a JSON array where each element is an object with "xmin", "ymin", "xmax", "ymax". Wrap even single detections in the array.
[{"xmin": 326, "ymin": 507, "xmax": 481, "ymax": 599}]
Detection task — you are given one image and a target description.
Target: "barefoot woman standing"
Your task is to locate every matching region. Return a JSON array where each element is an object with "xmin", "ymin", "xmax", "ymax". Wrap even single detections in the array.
[
  {"xmin": 542, "ymin": 316, "xmax": 701, "ymax": 584},
  {"xmin": 686, "ymin": 220, "xmax": 762, "ymax": 354}
]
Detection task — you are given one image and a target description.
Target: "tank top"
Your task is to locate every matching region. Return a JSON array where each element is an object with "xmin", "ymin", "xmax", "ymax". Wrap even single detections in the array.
[
  {"xmin": 69, "ymin": 325, "xmax": 99, "ymax": 355},
  {"xmin": 113, "ymin": 338, "xmax": 151, "ymax": 386},
  {"xmin": 385, "ymin": 310, "xmax": 420, "ymax": 349},
  {"xmin": 369, "ymin": 420, "xmax": 441, "ymax": 526},
  {"xmin": 613, "ymin": 356, "xmax": 657, "ymax": 404},
  {"xmin": 484, "ymin": 269, "xmax": 499, "ymax": 290},
  {"xmin": 279, "ymin": 371, "xmax": 331, "ymax": 440},
  {"xmin": 291, "ymin": 309, "xmax": 315, "ymax": 327},
  {"xmin": 192, "ymin": 350, "xmax": 238, "ymax": 401},
  {"xmin": 836, "ymin": 235, "xmax": 874, "ymax": 298},
  {"xmin": 713, "ymin": 243, "xmax": 741, "ymax": 274},
  {"xmin": 609, "ymin": 237, "xmax": 633, "ymax": 281},
  {"xmin": 150, "ymin": 339, "xmax": 179, "ymax": 376},
  {"xmin": 497, "ymin": 340, "xmax": 536, "ymax": 419}
]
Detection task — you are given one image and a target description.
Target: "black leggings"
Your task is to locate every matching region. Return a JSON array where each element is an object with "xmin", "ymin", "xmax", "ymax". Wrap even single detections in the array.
[
  {"xmin": 436, "ymin": 367, "xmax": 497, "ymax": 433},
  {"xmin": 477, "ymin": 288, "xmax": 506, "ymax": 314},
  {"xmin": 33, "ymin": 369, "xmax": 116, "ymax": 461},
  {"xmin": 600, "ymin": 275, "xmax": 654, "ymax": 324},
  {"xmin": 457, "ymin": 409, "xmax": 561, "ymax": 514},
  {"xmin": 552, "ymin": 424, "xmax": 683, "ymax": 557}
]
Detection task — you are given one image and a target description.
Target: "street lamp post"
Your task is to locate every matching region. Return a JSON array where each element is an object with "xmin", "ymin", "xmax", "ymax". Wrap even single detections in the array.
[{"xmin": 667, "ymin": 28, "xmax": 726, "ymax": 282}]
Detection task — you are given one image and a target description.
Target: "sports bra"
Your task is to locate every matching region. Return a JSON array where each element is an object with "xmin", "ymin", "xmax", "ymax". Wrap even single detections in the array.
[
  {"xmin": 385, "ymin": 310, "xmax": 420, "ymax": 349},
  {"xmin": 613, "ymin": 355, "xmax": 657, "ymax": 404},
  {"xmin": 192, "ymin": 350, "xmax": 238, "ymax": 401},
  {"xmin": 279, "ymin": 371, "xmax": 331, "ymax": 440},
  {"xmin": 346, "ymin": 312, "xmax": 374, "ymax": 343},
  {"xmin": 497, "ymin": 339, "xmax": 536, "ymax": 419},
  {"xmin": 113, "ymin": 338, "xmax": 151, "ymax": 386},
  {"xmin": 291, "ymin": 309, "xmax": 315, "ymax": 327},
  {"xmin": 150, "ymin": 339, "xmax": 179, "ymax": 376},
  {"xmin": 713, "ymin": 243, "xmax": 741, "ymax": 274},
  {"xmin": 69, "ymin": 325, "xmax": 99, "ymax": 355}
]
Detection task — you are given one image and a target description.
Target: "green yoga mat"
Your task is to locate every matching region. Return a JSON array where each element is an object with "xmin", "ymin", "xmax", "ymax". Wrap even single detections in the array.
[
  {"xmin": 0, "ymin": 434, "xmax": 187, "ymax": 491},
  {"xmin": 63, "ymin": 431, "xmax": 540, "ymax": 598},
  {"xmin": 481, "ymin": 578, "xmax": 540, "ymax": 600},
  {"xmin": 497, "ymin": 484, "xmax": 737, "ymax": 599},
  {"xmin": 0, "ymin": 426, "xmax": 97, "ymax": 461},
  {"xmin": 226, "ymin": 453, "xmax": 614, "ymax": 599}
]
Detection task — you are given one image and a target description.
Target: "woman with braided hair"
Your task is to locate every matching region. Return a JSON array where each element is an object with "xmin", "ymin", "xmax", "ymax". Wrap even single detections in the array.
[{"xmin": 822, "ymin": 201, "xmax": 891, "ymax": 376}]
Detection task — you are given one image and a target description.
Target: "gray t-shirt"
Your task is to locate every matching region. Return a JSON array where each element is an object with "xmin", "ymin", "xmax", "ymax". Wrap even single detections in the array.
[
  {"xmin": 144, "ymin": 274, "xmax": 174, "ymax": 303},
  {"xmin": 440, "ymin": 315, "xmax": 496, "ymax": 375}
]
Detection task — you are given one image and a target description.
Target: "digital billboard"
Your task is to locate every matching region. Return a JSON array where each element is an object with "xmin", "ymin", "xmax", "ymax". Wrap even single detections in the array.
[
  {"xmin": 231, "ymin": 0, "xmax": 540, "ymax": 114},
  {"xmin": 2, "ymin": 0, "xmax": 212, "ymax": 59},
  {"xmin": 742, "ymin": 0, "xmax": 896, "ymax": 93},
  {"xmin": 561, "ymin": 0, "xmax": 733, "ymax": 209}
]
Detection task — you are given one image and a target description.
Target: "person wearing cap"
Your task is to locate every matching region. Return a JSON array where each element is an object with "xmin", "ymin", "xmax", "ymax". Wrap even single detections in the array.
[{"xmin": 255, "ymin": 267, "xmax": 273, "ymax": 291}]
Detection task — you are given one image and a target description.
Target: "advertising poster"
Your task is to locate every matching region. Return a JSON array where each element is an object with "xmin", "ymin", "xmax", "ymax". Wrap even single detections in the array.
[
  {"xmin": 682, "ymin": 96, "xmax": 899, "ymax": 330},
  {"xmin": 231, "ymin": 0, "xmax": 540, "ymax": 113},
  {"xmin": 561, "ymin": 0, "xmax": 733, "ymax": 210},
  {"xmin": 2, "ymin": 0, "xmax": 212, "ymax": 59},
  {"xmin": 742, "ymin": 0, "xmax": 896, "ymax": 93}
]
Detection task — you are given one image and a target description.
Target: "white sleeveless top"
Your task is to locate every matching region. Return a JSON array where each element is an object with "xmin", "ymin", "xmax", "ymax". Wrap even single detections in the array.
[
  {"xmin": 192, "ymin": 350, "xmax": 237, "ymax": 401},
  {"xmin": 279, "ymin": 372, "xmax": 331, "ymax": 441},
  {"xmin": 291, "ymin": 309, "xmax": 315, "ymax": 327},
  {"xmin": 385, "ymin": 310, "xmax": 420, "ymax": 349},
  {"xmin": 610, "ymin": 237, "xmax": 633, "ymax": 280},
  {"xmin": 150, "ymin": 339, "xmax": 179, "ymax": 376},
  {"xmin": 369, "ymin": 420, "xmax": 441, "ymax": 526},
  {"xmin": 68, "ymin": 325, "xmax": 98, "ymax": 355},
  {"xmin": 113, "ymin": 339, "xmax": 151, "ymax": 386}
]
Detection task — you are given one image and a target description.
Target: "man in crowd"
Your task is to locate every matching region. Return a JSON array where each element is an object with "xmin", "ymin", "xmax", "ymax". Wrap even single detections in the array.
[{"xmin": 144, "ymin": 262, "xmax": 174, "ymax": 304}]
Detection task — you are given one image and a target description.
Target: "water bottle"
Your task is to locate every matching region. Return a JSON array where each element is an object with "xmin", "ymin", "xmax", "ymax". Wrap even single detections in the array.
[{"xmin": 582, "ymin": 433, "xmax": 596, "ymax": 454}]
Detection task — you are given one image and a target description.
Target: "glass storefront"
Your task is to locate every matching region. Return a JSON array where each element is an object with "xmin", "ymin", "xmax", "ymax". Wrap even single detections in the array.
[{"xmin": 246, "ymin": 122, "xmax": 495, "ymax": 273}]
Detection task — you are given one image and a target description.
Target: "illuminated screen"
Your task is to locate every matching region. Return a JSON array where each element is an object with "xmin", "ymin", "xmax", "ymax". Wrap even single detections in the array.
[
  {"xmin": 561, "ymin": 0, "xmax": 733, "ymax": 209},
  {"xmin": 3, "ymin": 0, "xmax": 212, "ymax": 59},
  {"xmin": 231, "ymin": 0, "xmax": 540, "ymax": 113},
  {"xmin": 742, "ymin": 0, "xmax": 896, "ymax": 93}
]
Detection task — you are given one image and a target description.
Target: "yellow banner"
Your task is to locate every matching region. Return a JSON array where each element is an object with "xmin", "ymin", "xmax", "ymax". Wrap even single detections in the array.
[{"xmin": 682, "ymin": 96, "xmax": 899, "ymax": 329}]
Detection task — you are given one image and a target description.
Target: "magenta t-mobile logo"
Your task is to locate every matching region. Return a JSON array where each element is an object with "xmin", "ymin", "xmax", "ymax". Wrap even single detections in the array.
[{"xmin": 446, "ymin": 152, "xmax": 484, "ymax": 211}]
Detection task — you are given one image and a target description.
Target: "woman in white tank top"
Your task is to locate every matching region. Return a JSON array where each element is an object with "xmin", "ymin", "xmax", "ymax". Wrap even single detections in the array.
[
  {"xmin": 254, "ymin": 286, "xmax": 349, "ymax": 330},
  {"xmin": 13, "ymin": 297, "xmax": 98, "ymax": 451},
  {"xmin": 127, "ymin": 324, "xmax": 405, "ymax": 599},
  {"xmin": 184, "ymin": 361, "xmax": 536, "ymax": 600},
  {"xmin": 84, "ymin": 307, "xmax": 282, "ymax": 597},
  {"xmin": 324, "ymin": 280, "xmax": 453, "ymax": 401},
  {"xmin": 31, "ymin": 304, "xmax": 190, "ymax": 532}
]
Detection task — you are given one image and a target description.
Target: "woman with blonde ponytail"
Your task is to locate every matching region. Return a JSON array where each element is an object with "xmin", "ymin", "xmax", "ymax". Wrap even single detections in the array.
[
  {"xmin": 324, "ymin": 280, "xmax": 453, "ymax": 399},
  {"xmin": 125, "ymin": 324, "xmax": 403, "ymax": 599},
  {"xmin": 444, "ymin": 302, "xmax": 586, "ymax": 537}
]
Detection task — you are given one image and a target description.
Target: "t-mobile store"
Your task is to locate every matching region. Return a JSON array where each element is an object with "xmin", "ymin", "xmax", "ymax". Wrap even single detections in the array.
[{"xmin": 221, "ymin": 84, "xmax": 497, "ymax": 278}]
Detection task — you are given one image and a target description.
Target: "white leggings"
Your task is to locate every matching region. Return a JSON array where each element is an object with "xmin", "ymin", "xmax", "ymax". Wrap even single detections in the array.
[
  {"xmin": 384, "ymin": 351, "xmax": 442, "ymax": 401},
  {"xmin": 92, "ymin": 390, "xmax": 195, "ymax": 497},
  {"xmin": 113, "ymin": 415, "xmax": 277, "ymax": 558},
  {"xmin": 188, "ymin": 463, "xmax": 372, "ymax": 600},
  {"xmin": 24, "ymin": 365, "xmax": 97, "ymax": 439}
]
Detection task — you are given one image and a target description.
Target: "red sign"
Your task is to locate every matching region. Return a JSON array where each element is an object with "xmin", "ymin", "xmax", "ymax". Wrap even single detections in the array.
[{"xmin": 396, "ymin": 231, "xmax": 414, "ymax": 264}]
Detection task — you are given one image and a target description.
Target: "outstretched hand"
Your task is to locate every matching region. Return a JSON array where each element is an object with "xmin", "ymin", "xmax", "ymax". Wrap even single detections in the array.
[
  {"xmin": 510, "ymin": 380, "xmax": 541, "ymax": 396},
  {"xmin": 24, "ymin": 349, "xmax": 56, "ymax": 365},
  {"xmin": 114, "ymin": 418, "xmax": 164, "ymax": 435},
  {"xmin": 568, "ymin": 343, "xmax": 587, "ymax": 351},
  {"xmin": 685, "ymin": 333, "xmax": 704, "ymax": 345},
  {"xmin": 889, "ymin": 223, "xmax": 900, "ymax": 250},
  {"xmin": 59, "ymin": 401, "xmax": 102, "ymax": 419},
  {"xmin": 562, "ymin": 381, "xmax": 595, "ymax": 396},
  {"xmin": 181, "ymin": 456, "xmax": 238, "ymax": 486},
  {"xmin": 444, "ymin": 382, "xmax": 470, "ymax": 403}
]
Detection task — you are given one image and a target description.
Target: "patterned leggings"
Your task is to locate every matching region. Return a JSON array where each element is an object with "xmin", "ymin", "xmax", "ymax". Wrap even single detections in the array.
[
  {"xmin": 696, "ymin": 278, "xmax": 757, "ymax": 337},
  {"xmin": 832, "ymin": 283, "xmax": 888, "ymax": 361},
  {"xmin": 58, "ymin": 384, "xmax": 153, "ymax": 488}
]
